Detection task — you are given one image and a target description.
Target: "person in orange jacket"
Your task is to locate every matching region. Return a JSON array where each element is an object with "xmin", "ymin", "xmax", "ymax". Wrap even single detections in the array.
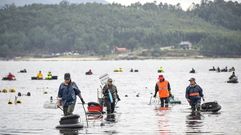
[{"xmin": 153, "ymin": 75, "xmax": 172, "ymax": 107}]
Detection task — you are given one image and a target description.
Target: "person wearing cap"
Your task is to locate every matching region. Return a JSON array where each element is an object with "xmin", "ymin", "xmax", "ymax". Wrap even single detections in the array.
[
  {"xmin": 57, "ymin": 73, "xmax": 85, "ymax": 116},
  {"xmin": 102, "ymin": 78, "xmax": 120, "ymax": 115},
  {"xmin": 185, "ymin": 78, "xmax": 204, "ymax": 112},
  {"xmin": 153, "ymin": 75, "xmax": 172, "ymax": 107}
]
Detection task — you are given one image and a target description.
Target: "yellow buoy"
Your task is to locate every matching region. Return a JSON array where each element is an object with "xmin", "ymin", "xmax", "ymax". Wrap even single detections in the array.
[
  {"xmin": 8, "ymin": 100, "xmax": 13, "ymax": 104},
  {"xmin": 9, "ymin": 88, "xmax": 16, "ymax": 93},
  {"xmin": 16, "ymin": 100, "xmax": 22, "ymax": 104},
  {"xmin": 2, "ymin": 89, "xmax": 8, "ymax": 93}
]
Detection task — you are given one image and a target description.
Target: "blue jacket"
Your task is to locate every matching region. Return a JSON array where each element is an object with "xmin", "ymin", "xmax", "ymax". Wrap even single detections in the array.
[
  {"xmin": 185, "ymin": 84, "xmax": 204, "ymax": 100},
  {"xmin": 58, "ymin": 82, "xmax": 80, "ymax": 106}
]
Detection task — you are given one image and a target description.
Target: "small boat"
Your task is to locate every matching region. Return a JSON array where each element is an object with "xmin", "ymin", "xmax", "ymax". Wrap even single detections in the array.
[
  {"xmin": 201, "ymin": 101, "xmax": 221, "ymax": 112},
  {"xmin": 31, "ymin": 77, "xmax": 43, "ymax": 80},
  {"xmin": 19, "ymin": 69, "xmax": 27, "ymax": 73},
  {"xmin": 189, "ymin": 68, "xmax": 196, "ymax": 73},
  {"xmin": 31, "ymin": 76, "xmax": 58, "ymax": 80},
  {"xmin": 56, "ymin": 123, "xmax": 83, "ymax": 129},
  {"xmin": 189, "ymin": 70, "xmax": 195, "ymax": 73},
  {"xmin": 220, "ymin": 67, "xmax": 228, "ymax": 72},
  {"xmin": 209, "ymin": 66, "xmax": 216, "ymax": 71},
  {"xmin": 227, "ymin": 77, "xmax": 239, "ymax": 83},
  {"xmin": 45, "ymin": 76, "xmax": 58, "ymax": 80},
  {"xmin": 2, "ymin": 77, "xmax": 16, "ymax": 81},
  {"xmin": 85, "ymin": 72, "xmax": 93, "ymax": 75},
  {"xmin": 56, "ymin": 114, "xmax": 84, "ymax": 129},
  {"xmin": 130, "ymin": 69, "xmax": 139, "ymax": 72}
]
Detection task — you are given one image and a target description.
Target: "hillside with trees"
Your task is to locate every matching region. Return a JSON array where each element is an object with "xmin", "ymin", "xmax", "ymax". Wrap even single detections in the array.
[{"xmin": 0, "ymin": 0, "xmax": 241, "ymax": 58}]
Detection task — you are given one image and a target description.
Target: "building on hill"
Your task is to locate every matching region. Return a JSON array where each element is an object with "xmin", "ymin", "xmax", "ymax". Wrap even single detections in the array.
[
  {"xmin": 179, "ymin": 41, "xmax": 192, "ymax": 50},
  {"xmin": 113, "ymin": 47, "xmax": 128, "ymax": 54}
]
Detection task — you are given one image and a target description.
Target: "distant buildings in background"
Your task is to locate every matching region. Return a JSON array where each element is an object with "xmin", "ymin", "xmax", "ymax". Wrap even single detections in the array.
[
  {"xmin": 179, "ymin": 41, "xmax": 192, "ymax": 50},
  {"xmin": 113, "ymin": 47, "xmax": 129, "ymax": 54},
  {"xmin": 159, "ymin": 41, "xmax": 193, "ymax": 51}
]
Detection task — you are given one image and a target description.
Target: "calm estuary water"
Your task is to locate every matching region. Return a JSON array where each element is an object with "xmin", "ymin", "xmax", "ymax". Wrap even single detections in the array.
[{"xmin": 0, "ymin": 59, "xmax": 240, "ymax": 135}]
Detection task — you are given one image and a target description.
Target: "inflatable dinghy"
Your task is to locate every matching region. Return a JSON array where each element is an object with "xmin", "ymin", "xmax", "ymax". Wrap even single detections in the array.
[
  {"xmin": 56, "ymin": 123, "xmax": 83, "ymax": 129},
  {"xmin": 2, "ymin": 77, "xmax": 16, "ymax": 81},
  {"xmin": 189, "ymin": 70, "xmax": 195, "ymax": 73},
  {"xmin": 227, "ymin": 77, "xmax": 238, "ymax": 83},
  {"xmin": 31, "ymin": 76, "xmax": 58, "ymax": 80},
  {"xmin": 56, "ymin": 114, "xmax": 84, "ymax": 129},
  {"xmin": 201, "ymin": 102, "xmax": 221, "ymax": 112}
]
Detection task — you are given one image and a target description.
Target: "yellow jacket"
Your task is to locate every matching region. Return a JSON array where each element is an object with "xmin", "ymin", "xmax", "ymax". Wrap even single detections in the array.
[{"xmin": 37, "ymin": 73, "xmax": 43, "ymax": 79}]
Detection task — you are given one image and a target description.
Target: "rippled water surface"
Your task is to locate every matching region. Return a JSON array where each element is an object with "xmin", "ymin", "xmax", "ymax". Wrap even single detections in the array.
[{"xmin": 0, "ymin": 59, "xmax": 241, "ymax": 135}]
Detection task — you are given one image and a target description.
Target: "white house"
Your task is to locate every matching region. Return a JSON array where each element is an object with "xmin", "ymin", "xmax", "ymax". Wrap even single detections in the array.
[{"xmin": 179, "ymin": 41, "xmax": 192, "ymax": 50}]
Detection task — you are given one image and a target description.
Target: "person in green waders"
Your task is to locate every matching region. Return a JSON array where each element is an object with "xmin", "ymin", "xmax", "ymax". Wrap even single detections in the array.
[
  {"xmin": 57, "ymin": 73, "xmax": 85, "ymax": 116},
  {"xmin": 102, "ymin": 78, "xmax": 120, "ymax": 120}
]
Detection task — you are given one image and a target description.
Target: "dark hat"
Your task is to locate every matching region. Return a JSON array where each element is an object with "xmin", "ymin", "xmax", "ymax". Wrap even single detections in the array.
[
  {"xmin": 64, "ymin": 73, "xmax": 71, "ymax": 80},
  {"xmin": 189, "ymin": 78, "xmax": 195, "ymax": 81},
  {"xmin": 158, "ymin": 75, "xmax": 164, "ymax": 80},
  {"xmin": 108, "ymin": 78, "xmax": 113, "ymax": 82}
]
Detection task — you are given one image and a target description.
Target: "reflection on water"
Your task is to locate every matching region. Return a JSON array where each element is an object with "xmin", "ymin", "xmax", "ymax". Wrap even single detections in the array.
[
  {"xmin": 59, "ymin": 129, "xmax": 79, "ymax": 135},
  {"xmin": 155, "ymin": 106, "xmax": 170, "ymax": 135},
  {"xmin": 0, "ymin": 59, "xmax": 241, "ymax": 134},
  {"xmin": 186, "ymin": 111, "xmax": 204, "ymax": 134}
]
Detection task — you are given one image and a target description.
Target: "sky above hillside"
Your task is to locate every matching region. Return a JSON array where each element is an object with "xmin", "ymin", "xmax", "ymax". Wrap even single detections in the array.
[
  {"xmin": 0, "ymin": 0, "xmax": 240, "ymax": 10},
  {"xmin": 106, "ymin": 0, "xmax": 241, "ymax": 10}
]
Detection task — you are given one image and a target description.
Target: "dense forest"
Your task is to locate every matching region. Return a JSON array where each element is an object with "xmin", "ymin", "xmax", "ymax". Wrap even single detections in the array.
[{"xmin": 0, "ymin": 0, "xmax": 241, "ymax": 58}]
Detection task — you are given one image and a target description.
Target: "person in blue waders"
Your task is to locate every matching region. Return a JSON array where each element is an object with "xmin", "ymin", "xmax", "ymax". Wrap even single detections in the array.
[
  {"xmin": 102, "ymin": 78, "xmax": 120, "ymax": 121},
  {"xmin": 57, "ymin": 73, "xmax": 85, "ymax": 116},
  {"xmin": 186, "ymin": 78, "xmax": 205, "ymax": 112}
]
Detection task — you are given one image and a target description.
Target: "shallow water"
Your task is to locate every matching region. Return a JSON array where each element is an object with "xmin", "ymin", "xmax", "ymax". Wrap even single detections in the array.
[{"xmin": 0, "ymin": 59, "xmax": 241, "ymax": 135}]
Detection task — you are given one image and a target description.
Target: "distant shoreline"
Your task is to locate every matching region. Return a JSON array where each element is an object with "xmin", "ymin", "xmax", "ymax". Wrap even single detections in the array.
[{"xmin": 0, "ymin": 55, "xmax": 240, "ymax": 61}]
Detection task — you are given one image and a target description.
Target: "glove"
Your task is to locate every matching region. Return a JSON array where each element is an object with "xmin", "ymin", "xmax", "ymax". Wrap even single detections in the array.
[
  {"xmin": 202, "ymin": 98, "xmax": 205, "ymax": 102},
  {"xmin": 153, "ymin": 95, "xmax": 156, "ymax": 98},
  {"xmin": 117, "ymin": 97, "xmax": 121, "ymax": 101},
  {"xmin": 80, "ymin": 98, "xmax": 85, "ymax": 104}
]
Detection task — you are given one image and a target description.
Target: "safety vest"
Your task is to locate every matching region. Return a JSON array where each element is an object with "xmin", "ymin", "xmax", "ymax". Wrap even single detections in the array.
[{"xmin": 157, "ymin": 81, "xmax": 169, "ymax": 98}]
